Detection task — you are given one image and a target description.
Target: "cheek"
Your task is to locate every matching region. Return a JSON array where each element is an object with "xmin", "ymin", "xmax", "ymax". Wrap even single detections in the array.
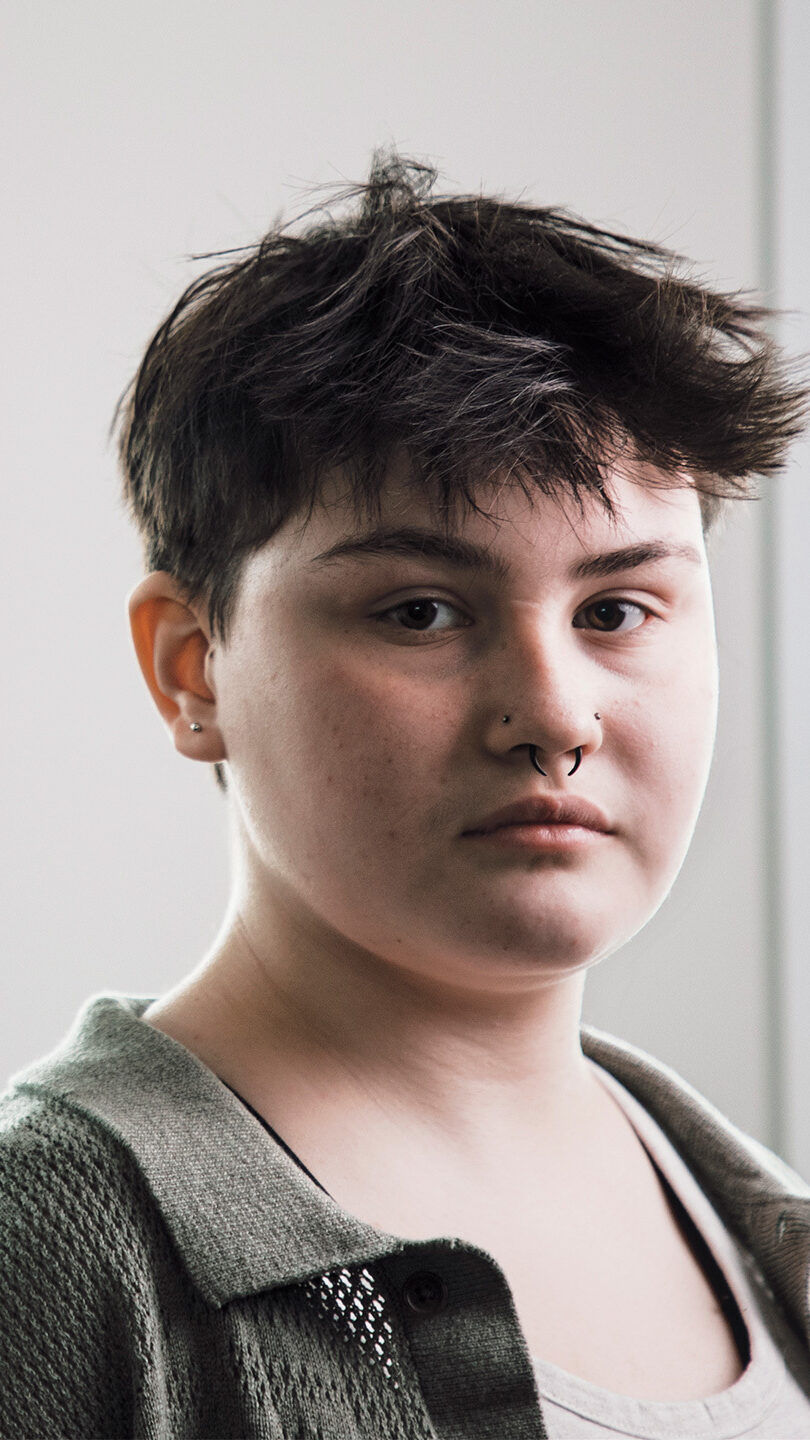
[
  {"xmin": 659, "ymin": 644, "xmax": 718, "ymax": 776},
  {"xmin": 246, "ymin": 655, "xmax": 444, "ymax": 845},
  {"xmin": 303, "ymin": 658, "xmax": 434, "ymax": 761},
  {"xmin": 621, "ymin": 649, "xmax": 718, "ymax": 866}
]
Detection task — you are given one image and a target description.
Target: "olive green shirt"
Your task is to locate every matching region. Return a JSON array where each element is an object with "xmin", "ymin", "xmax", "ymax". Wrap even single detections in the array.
[{"xmin": 1, "ymin": 992, "xmax": 809, "ymax": 1439}]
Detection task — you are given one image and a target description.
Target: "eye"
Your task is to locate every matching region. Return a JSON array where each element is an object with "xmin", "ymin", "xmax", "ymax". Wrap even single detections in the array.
[
  {"xmin": 377, "ymin": 597, "xmax": 469, "ymax": 633},
  {"xmin": 573, "ymin": 598, "xmax": 648, "ymax": 633}
]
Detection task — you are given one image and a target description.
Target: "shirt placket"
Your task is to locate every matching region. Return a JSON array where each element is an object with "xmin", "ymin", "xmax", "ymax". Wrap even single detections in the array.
[{"xmin": 381, "ymin": 1241, "xmax": 548, "ymax": 1439}]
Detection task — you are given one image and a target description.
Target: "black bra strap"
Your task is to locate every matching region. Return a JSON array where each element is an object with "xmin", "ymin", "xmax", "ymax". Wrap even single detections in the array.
[{"xmin": 643, "ymin": 1145, "xmax": 751, "ymax": 1368}]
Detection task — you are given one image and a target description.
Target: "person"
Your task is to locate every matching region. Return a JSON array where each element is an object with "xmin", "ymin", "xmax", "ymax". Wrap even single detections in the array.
[{"xmin": 2, "ymin": 152, "xmax": 810, "ymax": 1440}]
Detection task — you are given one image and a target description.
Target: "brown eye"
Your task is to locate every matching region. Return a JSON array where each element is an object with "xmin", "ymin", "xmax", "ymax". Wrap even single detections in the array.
[
  {"xmin": 573, "ymin": 599, "xmax": 647, "ymax": 633},
  {"xmin": 399, "ymin": 600, "xmax": 441, "ymax": 630},
  {"xmin": 380, "ymin": 598, "xmax": 468, "ymax": 632}
]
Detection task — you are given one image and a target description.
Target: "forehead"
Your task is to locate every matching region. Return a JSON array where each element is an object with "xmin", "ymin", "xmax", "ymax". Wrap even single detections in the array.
[{"xmin": 269, "ymin": 458, "xmax": 706, "ymax": 580}]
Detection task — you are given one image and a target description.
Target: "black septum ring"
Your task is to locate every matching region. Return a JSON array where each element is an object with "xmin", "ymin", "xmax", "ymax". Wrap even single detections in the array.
[{"xmin": 529, "ymin": 746, "xmax": 582, "ymax": 778}]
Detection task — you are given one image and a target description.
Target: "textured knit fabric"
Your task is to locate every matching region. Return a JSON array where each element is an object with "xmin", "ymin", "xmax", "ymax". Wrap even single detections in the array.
[
  {"xmin": 1, "ymin": 993, "xmax": 810, "ymax": 1440},
  {"xmin": 534, "ymin": 1063, "xmax": 810, "ymax": 1437}
]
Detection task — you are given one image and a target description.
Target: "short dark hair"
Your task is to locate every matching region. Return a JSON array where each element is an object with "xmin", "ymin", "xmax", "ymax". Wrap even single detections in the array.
[{"xmin": 116, "ymin": 151, "xmax": 808, "ymax": 793}]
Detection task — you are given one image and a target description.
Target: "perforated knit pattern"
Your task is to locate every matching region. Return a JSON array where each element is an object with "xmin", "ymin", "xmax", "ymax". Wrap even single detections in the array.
[
  {"xmin": 302, "ymin": 1265, "xmax": 400, "ymax": 1384},
  {"xmin": 0, "ymin": 1091, "xmax": 431, "ymax": 1439}
]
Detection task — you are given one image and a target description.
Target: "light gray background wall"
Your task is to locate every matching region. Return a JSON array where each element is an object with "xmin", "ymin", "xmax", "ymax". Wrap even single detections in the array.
[
  {"xmin": 2, "ymin": 1, "xmax": 805, "ymax": 1154},
  {"xmin": 773, "ymin": 0, "xmax": 810, "ymax": 1176}
]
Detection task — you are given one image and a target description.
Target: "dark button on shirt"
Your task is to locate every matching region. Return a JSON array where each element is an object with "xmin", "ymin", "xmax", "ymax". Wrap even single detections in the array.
[{"xmin": 402, "ymin": 1269, "xmax": 448, "ymax": 1315}]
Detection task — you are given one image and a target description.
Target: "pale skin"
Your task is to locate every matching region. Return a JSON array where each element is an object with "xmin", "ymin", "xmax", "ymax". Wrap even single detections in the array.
[{"xmin": 129, "ymin": 459, "xmax": 741, "ymax": 1399}]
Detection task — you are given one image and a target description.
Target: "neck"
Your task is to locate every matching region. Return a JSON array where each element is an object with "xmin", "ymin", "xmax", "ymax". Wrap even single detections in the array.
[{"xmin": 148, "ymin": 873, "xmax": 597, "ymax": 1156}]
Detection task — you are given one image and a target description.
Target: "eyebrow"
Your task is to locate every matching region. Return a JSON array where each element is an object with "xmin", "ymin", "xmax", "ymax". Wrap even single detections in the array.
[
  {"xmin": 307, "ymin": 527, "xmax": 703, "ymax": 582},
  {"xmin": 571, "ymin": 540, "xmax": 704, "ymax": 580}
]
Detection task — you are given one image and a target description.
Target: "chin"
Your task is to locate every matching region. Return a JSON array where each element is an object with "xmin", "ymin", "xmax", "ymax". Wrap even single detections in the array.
[{"xmin": 442, "ymin": 904, "xmax": 635, "ymax": 982}]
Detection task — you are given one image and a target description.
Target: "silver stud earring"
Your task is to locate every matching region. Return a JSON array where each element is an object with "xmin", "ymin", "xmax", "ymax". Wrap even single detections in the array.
[
  {"xmin": 502, "ymin": 715, "xmax": 510, "ymax": 723},
  {"xmin": 189, "ymin": 722, "xmax": 203, "ymax": 732}
]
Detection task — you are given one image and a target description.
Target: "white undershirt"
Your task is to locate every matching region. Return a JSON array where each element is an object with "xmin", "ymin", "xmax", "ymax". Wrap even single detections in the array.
[{"xmin": 532, "ymin": 1061, "xmax": 810, "ymax": 1439}]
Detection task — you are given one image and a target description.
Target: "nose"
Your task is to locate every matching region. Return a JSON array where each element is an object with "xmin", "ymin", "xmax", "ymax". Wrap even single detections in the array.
[{"xmin": 484, "ymin": 612, "xmax": 604, "ymax": 782}]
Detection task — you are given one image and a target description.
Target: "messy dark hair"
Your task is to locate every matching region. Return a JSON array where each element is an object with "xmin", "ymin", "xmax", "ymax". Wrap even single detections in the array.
[{"xmin": 116, "ymin": 149, "xmax": 808, "ymax": 792}]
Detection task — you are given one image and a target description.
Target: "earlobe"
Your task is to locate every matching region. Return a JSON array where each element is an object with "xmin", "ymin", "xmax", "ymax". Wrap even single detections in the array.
[{"xmin": 126, "ymin": 572, "xmax": 226, "ymax": 763}]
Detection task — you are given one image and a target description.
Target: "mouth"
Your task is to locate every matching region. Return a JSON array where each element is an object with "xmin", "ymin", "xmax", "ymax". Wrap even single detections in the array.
[
  {"xmin": 462, "ymin": 794, "xmax": 612, "ymax": 838},
  {"xmin": 461, "ymin": 824, "xmax": 609, "ymax": 852}
]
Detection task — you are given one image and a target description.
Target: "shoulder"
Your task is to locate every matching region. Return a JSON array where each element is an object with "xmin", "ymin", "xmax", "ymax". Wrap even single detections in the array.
[
  {"xmin": 0, "ymin": 1085, "xmax": 168, "ymax": 1437},
  {"xmin": 581, "ymin": 1023, "xmax": 810, "ymax": 1199},
  {"xmin": 0, "ymin": 1081, "xmax": 159, "ymax": 1240}
]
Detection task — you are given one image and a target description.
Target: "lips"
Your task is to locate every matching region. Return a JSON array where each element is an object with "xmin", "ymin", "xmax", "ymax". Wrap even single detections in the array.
[{"xmin": 462, "ymin": 794, "xmax": 612, "ymax": 836}]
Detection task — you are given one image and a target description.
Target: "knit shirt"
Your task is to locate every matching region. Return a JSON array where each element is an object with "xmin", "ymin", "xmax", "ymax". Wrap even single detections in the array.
[{"xmin": 1, "ymin": 992, "xmax": 810, "ymax": 1440}]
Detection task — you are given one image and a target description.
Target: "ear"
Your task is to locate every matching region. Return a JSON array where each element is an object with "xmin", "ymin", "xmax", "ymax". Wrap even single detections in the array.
[{"xmin": 127, "ymin": 572, "xmax": 226, "ymax": 764}]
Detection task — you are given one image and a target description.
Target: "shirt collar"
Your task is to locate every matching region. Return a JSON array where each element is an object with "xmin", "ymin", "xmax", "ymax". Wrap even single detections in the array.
[
  {"xmin": 10, "ymin": 992, "xmax": 810, "ymax": 1311},
  {"xmin": 10, "ymin": 993, "xmax": 405, "ymax": 1307}
]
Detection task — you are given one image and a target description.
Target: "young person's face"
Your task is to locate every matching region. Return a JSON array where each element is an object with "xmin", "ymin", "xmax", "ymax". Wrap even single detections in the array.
[{"xmin": 208, "ymin": 460, "xmax": 718, "ymax": 992}]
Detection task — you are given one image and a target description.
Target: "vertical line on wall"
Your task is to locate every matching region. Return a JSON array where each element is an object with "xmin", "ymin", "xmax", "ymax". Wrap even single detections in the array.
[{"xmin": 756, "ymin": 0, "xmax": 784, "ymax": 1156}]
